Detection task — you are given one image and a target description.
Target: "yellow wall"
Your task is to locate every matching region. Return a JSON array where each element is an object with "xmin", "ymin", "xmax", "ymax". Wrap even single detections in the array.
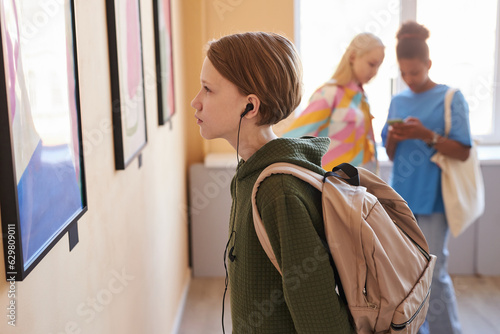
[
  {"xmin": 0, "ymin": 0, "xmax": 294, "ymax": 333},
  {"xmin": 184, "ymin": 0, "xmax": 206, "ymax": 166},
  {"xmin": 187, "ymin": 0, "xmax": 296, "ymax": 160}
]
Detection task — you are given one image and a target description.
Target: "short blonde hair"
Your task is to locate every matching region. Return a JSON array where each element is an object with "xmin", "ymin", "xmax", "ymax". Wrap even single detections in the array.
[
  {"xmin": 331, "ymin": 33, "xmax": 385, "ymax": 86},
  {"xmin": 206, "ymin": 32, "xmax": 303, "ymax": 125}
]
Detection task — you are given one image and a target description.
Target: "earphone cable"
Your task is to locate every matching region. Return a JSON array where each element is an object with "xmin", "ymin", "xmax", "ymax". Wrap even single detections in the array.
[
  {"xmin": 236, "ymin": 115, "xmax": 244, "ymax": 165},
  {"xmin": 222, "ymin": 115, "xmax": 244, "ymax": 334},
  {"xmin": 222, "ymin": 230, "xmax": 235, "ymax": 334}
]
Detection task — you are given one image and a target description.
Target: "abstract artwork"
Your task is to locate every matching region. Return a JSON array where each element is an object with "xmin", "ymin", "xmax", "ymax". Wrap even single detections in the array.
[
  {"xmin": 106, "ymin": 0, "xmax": 147, "ymax": 170},
  {"xmin": 0, "ymin": 0, "xmax": 87, "ymax": 280},
  {"xmin": 153, "ymin": 0, "xmax": 175, "ymax": 126}
]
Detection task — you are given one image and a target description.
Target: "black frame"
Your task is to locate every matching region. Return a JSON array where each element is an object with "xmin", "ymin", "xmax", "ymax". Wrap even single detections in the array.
[
  {"xmin": 0, "ymin": 0, "xmax": 87, "ymax": 281},
  {"xmin": 153, "ymin": 0, "xmax": 175, "ymax": 126},
  {"xmin": 106, "ymin": 0, "xmax": 148, "ymax": 170}
]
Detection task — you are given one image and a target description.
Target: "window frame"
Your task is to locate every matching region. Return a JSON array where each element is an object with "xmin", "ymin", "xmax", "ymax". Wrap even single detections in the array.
[{"xmin": 294, "ymin": 0, "xmax": 500, "ymax": 144}]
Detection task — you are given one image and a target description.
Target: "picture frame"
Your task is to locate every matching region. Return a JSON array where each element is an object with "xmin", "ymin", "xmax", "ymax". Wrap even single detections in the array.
[
  {"xmin": 153, "ymin": 0, "xmax": 175, "ymax": 126},
  {"xmin": 0, "ymin": 0, "xmax": 87, "ymax": 281},
  {"xmin": 106, "ymin": 0, "xmax": 148, "ymax": 170}
]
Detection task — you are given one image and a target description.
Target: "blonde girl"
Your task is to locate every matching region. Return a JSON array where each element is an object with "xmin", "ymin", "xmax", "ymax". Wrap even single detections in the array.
[{"xmin": 283, "ymin": 32, "xmax": 385, "ymax": 172}]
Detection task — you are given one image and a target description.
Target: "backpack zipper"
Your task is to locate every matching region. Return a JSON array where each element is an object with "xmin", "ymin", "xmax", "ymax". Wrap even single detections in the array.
[
  {"xmin": 362, "ymin": 288, "xmax": 378, "ymax": 309},
  {"xmin": 392, "ymin": 220, "xmax": 431, "ymax": 261},
  {"xmin": 390, "ymin": 286, "xmax": 431, "ymax": 331}
]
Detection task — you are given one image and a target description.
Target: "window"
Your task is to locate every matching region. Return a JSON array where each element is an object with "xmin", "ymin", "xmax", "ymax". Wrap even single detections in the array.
[{"xmin": 296, "ymin": 0, "xmax": 500, "ymax": 144}]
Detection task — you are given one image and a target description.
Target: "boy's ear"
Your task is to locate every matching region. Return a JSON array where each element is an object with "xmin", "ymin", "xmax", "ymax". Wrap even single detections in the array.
[{"xmin": 242, "ymin": 94, "xmax": 260, "ymax": 119}]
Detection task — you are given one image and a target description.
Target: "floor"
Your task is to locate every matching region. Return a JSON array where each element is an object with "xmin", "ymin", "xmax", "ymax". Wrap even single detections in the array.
[{"xmin": 177, "ymin": 275, "xmax": 500, "ymax": 334}]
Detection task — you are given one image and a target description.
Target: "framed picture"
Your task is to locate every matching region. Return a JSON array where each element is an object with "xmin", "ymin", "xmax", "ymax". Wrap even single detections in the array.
[
  {"xmin": 153, "ymin": 0, "xmax": 175, "ymax": 126},
  {"xmin": 0, "ymin": 0, "xmax": 87, "ymax": 281},
  {"xmin": 106, "ymin": 0, "xmax": 147, "ymax": 170}
]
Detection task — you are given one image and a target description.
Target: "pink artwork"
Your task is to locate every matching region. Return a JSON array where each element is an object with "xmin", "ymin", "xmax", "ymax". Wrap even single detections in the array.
[
  {"xmin": 106, "ymin": 0, "xmax": 147, "ymax": 170},
  {"xmin": 126, "ymin": 0, "xmax": 141, "ymax": 100},
  {"xmin": 154, "ymin": 0, "xmax": 175, "ymax": 125}
]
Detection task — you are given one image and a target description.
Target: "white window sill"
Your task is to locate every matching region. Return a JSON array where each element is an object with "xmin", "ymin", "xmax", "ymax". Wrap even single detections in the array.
[
  {"xmin": 202, "ymin": 146, "xmax": 500, "ymax": 169},
  {"xmin": 378, "ymin": 144, "xmax": 500, "ymax": 166}
]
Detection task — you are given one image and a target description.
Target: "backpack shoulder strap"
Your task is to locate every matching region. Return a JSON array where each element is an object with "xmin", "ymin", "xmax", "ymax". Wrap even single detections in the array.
[{"xmin": 251, "ymin": 163, "xmax": 324, "ymax": 274}]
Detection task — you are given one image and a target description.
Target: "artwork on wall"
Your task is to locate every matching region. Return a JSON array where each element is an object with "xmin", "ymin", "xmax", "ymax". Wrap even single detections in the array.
[
  {"xmin": 153, "ymin": 0, "xmax": 175, "ymax": 127},
  {"xmin": 106, "ymin": 0, "xmax": 147, "ymax": 170},
  {"xmin": 0, "ymin": 0, "xmax": 87, "ymax": 281}
]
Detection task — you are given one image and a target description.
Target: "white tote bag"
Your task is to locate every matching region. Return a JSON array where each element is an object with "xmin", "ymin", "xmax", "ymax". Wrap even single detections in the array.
[{"xmin": 431, "ymin": 88, "xmax": 485, "ymax": 237}]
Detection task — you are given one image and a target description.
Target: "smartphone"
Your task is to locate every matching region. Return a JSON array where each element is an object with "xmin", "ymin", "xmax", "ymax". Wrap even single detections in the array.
[{"xmin": 387, "ymin": 118, "xmax": 404, "ymax": 125}]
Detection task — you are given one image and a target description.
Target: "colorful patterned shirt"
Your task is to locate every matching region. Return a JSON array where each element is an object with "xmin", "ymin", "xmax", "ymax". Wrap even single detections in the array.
[{"xmin": 283, "ymin": 80, "xmax": 377, "ymax": 172}]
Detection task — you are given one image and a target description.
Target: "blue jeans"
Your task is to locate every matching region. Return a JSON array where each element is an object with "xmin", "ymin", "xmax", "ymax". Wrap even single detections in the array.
[{"xmin": 416, "ymin": 213, "xmax": 462, "ymax": 334}]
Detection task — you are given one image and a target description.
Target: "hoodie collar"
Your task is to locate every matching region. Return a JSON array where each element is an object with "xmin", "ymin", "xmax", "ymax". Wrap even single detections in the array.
[{"xmin": 235, "ymin": 137, "xmax": 330, "ymax": 180}]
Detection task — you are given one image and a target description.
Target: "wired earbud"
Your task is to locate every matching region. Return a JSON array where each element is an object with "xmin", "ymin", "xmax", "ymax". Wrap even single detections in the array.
[
  {"xmin": 222, "ymin": 102, "xmax": 254, "ymax": 333},
  {"xmin": 241, "ymin": 103, "xmax": 254, "ymax": 117}
]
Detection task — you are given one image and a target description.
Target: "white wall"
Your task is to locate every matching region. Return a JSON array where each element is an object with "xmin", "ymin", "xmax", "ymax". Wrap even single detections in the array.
[{"xmin": 191, "ymin": 159, "xmax": 500, "ymax": 277}]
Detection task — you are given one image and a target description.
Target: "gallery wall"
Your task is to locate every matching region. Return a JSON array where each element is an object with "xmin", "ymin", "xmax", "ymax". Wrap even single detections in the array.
[
  {"xmin": 0, "ymin": 0, "xmax": 295, "ymax": 333},
  {"xmin": 0, "ymin": 0, "xmax": 190, "ymax": 333},
  {"xmin": 185, "ymin": 0, "xmax": 297, "ymax": 161}
]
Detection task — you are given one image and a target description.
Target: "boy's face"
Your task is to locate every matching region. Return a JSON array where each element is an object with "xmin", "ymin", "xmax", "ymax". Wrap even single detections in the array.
[
  {"xmin": 398, "ymin": 58, "xmax": 432, "ymax": 93},
  {"xmin": 191, "ymin": 57, "xmax": 247, "ymax": 141},
  {"xmin": 352, "ymin": 47, "xmax": 385, "ymax": 85}
]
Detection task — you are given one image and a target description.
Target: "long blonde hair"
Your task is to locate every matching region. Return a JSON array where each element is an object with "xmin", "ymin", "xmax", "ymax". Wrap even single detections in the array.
[{"xmin": 331, "ymin": 33, "xmax": 384, "ymax": 86}]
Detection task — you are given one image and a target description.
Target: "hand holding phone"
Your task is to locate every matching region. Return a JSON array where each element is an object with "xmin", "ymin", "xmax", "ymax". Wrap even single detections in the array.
[{"xmin": 387, "ymin": 118, "xmax": 404, "ymax": 125}]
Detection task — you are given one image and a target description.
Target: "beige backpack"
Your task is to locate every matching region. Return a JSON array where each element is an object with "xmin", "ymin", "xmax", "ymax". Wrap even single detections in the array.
[{"xmin": 252, "ymin": 162, "xmax": 437, "ymax": 333}]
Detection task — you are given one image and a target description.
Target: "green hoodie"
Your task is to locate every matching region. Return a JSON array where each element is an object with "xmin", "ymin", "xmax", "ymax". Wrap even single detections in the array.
[{"xmin": 228, "ymin": 137, "xmax": 354, "ymax": 333}]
